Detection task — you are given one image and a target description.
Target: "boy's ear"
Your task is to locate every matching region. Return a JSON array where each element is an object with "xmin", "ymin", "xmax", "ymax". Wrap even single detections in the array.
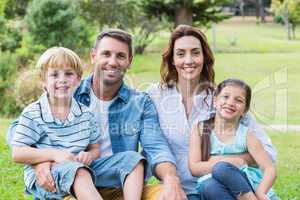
[{"xmin": 90, "ymin": 48, "xmax": 96, "ymax": 65}]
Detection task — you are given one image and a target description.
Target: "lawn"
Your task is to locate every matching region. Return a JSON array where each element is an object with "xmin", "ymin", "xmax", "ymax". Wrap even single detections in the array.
[{"xmin": 1, "ymin": 118, "xmax": 299, "ymax": 199}]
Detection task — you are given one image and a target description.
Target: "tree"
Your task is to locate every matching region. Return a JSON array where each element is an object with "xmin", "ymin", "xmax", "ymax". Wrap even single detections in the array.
[
  {"xmin": 3, "ymin": 0, "xmax": 32, "ymax": 19},
  {"xmin": 0, "ymin": 0, "xmax": 8, "ymax": 16},
  {"xmin": 141, "ymin": 0, "xmax": 231, "ymax": 28},
  {"xmin": 79, "ymin": 0, "xmax": 163, "ymax": 54},
  {"xmin": 26, "ymin": 0, "xmax": 91, "ymax": 51},
  {"xmin": 272, "ymin": 0, "xmax": 300, "ymax": 39},
  {"xmin": 0, "ymin": 16, "xmax": 22, "ymax": 52}
]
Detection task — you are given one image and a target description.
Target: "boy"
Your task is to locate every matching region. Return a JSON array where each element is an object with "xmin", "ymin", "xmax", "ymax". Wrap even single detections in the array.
[{"xmin": 11, "ymin": 47, "xmax": 103, "ymax": 200}]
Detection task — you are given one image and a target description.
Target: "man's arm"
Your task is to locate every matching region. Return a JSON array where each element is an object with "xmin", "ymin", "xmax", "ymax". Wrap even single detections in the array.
[{"xmin": 140, "ymin": 95, "xmax": 186, "ymax": 200}]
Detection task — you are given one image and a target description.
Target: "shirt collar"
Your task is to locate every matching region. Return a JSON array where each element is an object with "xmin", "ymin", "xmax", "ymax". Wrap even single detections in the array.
[
  {"xmin": 40, "ymin": 92, "xmax": 82, "ymax": 123},
  {"xmin": 78, "ymin": 73, "xmax": 131, "ymax": 103}
]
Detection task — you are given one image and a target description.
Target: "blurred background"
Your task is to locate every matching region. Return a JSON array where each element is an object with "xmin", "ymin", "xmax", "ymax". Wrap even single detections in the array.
[{"xmin": 0, "ymin": 0, "xmax": 299, "ymax": 199}]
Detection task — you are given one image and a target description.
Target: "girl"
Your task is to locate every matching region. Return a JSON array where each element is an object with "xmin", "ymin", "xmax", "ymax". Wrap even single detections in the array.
[{"xmin": 189, "ymin": 78, "xmax": 277, "ymax": 200}]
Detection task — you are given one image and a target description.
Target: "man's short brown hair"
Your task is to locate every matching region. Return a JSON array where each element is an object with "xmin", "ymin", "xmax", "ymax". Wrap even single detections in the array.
[{"xmin": 93, "ymin": 29, "xmax": 133, "ymax": 58}]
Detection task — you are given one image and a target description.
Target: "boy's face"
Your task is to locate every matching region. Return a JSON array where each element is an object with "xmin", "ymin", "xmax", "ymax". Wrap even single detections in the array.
[
  {"xmin": 43, "ymin": 66, "xmax": 81, "ymax": 103},
  {"xmin": 90, "ymin": 36, "xmax": 132, "ymax": 87}
]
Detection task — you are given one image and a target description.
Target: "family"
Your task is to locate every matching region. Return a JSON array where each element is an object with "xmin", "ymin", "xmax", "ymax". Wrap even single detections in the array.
[{"xmin": 7, "ymin": 25, "xmax": 278, "ymax": 200}]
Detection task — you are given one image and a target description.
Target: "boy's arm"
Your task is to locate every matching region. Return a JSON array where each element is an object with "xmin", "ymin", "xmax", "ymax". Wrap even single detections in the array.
[
  {"xmin": 76, "ymin": 143, "xmax": 100, "ymax": 165},
  {"xmin": 247, "ymin": 132, "xmax": 277, "ymax": 196}
]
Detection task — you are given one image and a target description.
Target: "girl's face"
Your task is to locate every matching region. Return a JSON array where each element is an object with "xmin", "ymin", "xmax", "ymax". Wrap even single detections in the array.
[
  {"xmin": 43, "ymin": 66, "xmax": 81, "ymax": 104},
  {"xmin": 214, "ymin": 85, "xmax": 247, "ymax": 121},
  {"xmin": 173, "ymin": 36, "xmax": 204, "ymax": 83}
]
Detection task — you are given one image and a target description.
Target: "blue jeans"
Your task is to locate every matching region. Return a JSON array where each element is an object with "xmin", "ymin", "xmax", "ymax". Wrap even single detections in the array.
[{"xmin": 201, "ymin": 162, "xmax": 253, "ymax": 200}]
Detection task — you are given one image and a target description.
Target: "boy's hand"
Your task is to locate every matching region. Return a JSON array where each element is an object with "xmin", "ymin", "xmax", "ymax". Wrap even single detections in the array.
[
  {"xmin": 33, "ymin": 162, "xmax": 56, "ymax": 193},
  {"xmin": 52, "ymin": 150, "xmax": 76, "ymax": 163},
  {"xmin": 76, "ymin": 151, "xmax": 93, "ymax": 165}
]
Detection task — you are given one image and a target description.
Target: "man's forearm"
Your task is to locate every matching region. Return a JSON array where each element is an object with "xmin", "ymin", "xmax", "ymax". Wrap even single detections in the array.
[{"xmin": 155, "ymin": 162, "xmax": 179, "ymax": 182}]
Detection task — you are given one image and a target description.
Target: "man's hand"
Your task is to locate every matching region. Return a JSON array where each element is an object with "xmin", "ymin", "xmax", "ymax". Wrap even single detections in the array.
[
  {"xmin": 33, "ymin": 162, "xmax": 56, "ymax": 193},
  {"xmin": 76, "ymin": 151, "xmax": 93, "ymax": 165},
  {"xmin": 158, "ymin": 175, "xmax": 187, "ymax": 200}
]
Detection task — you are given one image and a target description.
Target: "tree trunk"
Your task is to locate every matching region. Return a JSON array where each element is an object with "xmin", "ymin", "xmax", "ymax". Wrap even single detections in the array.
[
  {"xmin": 174, "ymin": 6, "xmax": 193, "ymax": 28},
  {"xmin": 258, "ymin": 0, "xmax": 266, "ymax": 23}
]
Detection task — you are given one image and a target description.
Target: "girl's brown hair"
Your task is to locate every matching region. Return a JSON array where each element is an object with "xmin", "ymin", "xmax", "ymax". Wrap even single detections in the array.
[{"xmin": 160, "ymin": 24, "xmax": 215, "ymax": 93}]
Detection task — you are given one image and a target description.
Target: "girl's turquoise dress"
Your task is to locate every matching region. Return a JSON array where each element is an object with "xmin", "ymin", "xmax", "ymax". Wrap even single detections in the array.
[{"xmin": 196, "ymin": 123, "xmax": 277, "ymax": 199}]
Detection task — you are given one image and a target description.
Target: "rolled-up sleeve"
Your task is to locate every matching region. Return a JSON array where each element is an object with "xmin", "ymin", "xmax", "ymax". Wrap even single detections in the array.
[
  {"xmin": 140, "ymin": 94, "xmax": 177, "ymax": 176},
  {"xmin": 241, "ymin": 112, "xmax": 277, "ymax": 162}
]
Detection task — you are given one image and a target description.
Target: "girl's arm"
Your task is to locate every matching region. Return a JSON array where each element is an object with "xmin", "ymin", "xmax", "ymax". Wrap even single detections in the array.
[
  {"xmin": 188, "ymin": 123, "xmax": 215, "ymax": 176},
  {"xmin": 12, "ymin": 146, "xmax": 76, "ymax": 165},
  {"xmin": 247, "ymin": 131, "xmax": 277, "ymax": 196},
  {"xmin": 189, "ymin": 123, "xmax": 247, "ymax": 176}
]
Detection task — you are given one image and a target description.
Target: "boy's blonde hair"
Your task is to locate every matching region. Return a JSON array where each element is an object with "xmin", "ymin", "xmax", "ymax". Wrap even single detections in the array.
[{"xmin": 36, "ymin": 47, "xmax": 83, "ymax": 81}]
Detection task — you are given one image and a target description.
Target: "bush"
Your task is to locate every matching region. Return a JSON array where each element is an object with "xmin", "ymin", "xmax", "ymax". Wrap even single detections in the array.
[
  {"xmin": 0, "ymin": 52, "xmax": 20, "ymax": 116},
  {"xmin": 14, "ymin": 69, "xmax": 43, "ymax": 109},
  {"xmin": 0, "ymin": 16, "xmax": 22, "ymax": 52}
]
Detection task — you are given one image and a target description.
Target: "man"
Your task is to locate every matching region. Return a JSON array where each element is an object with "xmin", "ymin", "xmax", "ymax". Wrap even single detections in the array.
[{"xmin": 8, "ymin": 29, "xmax": 187, "ymax": 200}]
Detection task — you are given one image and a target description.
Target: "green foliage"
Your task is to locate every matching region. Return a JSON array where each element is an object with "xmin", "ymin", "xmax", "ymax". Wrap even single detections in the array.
[
  {"xmin": 26, "ymin": 0, "xmax": 91, "ymax": 52},
  {"xmin": 0, "ymin": 52, "xmax": 21, "ymax": 116},
  {"xmin": 0, "ymin": 0, "xmax": 8, "ymax": 16},
  {"xmin": 0, "ymin": 16, "xmax": 22, "ymax": 52},
  {"xmin": 79, "ymin": 0, "xmax": 163, "ymax": 54},
  {"xmin": 141, "ymin": 0, "xmax": 231, "ymax": 28},
  {"xmin": 3, "ymin": 0, "xmax": 31, "ymax": 19},
  {"xmin": 14, "ymin": 69, "xmax": 43, "ymax": 109},
  {"xmin": 271, "ymin": 0, "xmax": 300, "ymax": 38}
]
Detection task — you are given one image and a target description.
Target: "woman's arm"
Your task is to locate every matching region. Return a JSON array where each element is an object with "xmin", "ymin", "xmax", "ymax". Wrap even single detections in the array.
[
  {"xmin": 188, "ymin": 123, "xmax": 215, "ymax": 176},
  {"xmin": 247, "ymin": 131, "xmax": 277, "ymax": 196}
]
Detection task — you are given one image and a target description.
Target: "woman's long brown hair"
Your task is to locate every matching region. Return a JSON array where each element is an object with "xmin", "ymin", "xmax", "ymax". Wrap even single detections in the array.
[{"xmin": 160, "ymin": 24, "xmax": 215, "ymax": 94}]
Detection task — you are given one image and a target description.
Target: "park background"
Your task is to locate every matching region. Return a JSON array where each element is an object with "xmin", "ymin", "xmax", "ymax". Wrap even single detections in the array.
[{"xmin": 0, "ymin": 0, "xmax": 299, "ymax": 199}]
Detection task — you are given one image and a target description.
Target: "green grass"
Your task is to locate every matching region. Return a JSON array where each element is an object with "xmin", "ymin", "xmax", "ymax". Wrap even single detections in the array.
[{"xmin": 1, "ymin": 118, "xmax": 299, "ymax": 199}]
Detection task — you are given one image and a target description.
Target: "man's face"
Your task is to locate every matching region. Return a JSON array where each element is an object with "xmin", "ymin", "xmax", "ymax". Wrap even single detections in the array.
[{"xmin": 91, "ymin": 36, "xmax": 132, "ymax": 86}]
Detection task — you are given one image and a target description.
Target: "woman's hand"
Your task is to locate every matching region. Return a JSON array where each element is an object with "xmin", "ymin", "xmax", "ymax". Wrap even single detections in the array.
[{"xmin": 255, "ymin": 190, "xmax": 269, "ymax": 200}]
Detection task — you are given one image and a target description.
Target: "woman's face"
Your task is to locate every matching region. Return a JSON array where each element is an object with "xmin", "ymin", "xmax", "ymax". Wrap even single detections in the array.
[{"xmin": 173, "ymin": 36, "xmax": 204, "ymax": 83}]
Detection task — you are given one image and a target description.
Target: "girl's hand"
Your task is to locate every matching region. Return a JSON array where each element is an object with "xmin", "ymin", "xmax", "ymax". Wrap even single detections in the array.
[
  {"xmin": 76, "ymin": 151, "xmax": 93, "ymax": 165},
  {"xmin": 51, "ymin": 150, "xmax": 76, "ymax": 163},
  {"xmin": 210, "ymin": 156, "xmax": 246, "ymax": 168}
]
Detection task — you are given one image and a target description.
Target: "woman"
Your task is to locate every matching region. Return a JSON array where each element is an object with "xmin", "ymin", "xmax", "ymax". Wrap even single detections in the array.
[{"xmin": 147, "ymin": 25, "xmax": 277, "ymax": 200}]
